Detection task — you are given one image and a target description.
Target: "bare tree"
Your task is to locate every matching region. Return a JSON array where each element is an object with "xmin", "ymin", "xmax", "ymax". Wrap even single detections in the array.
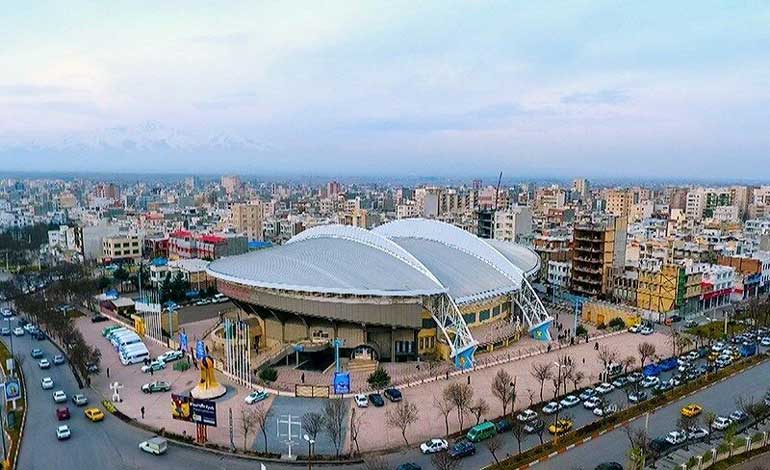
[
  {"xmin": 624, "ymin": 424, "xmax": 651, "ymax": 470},
  {"xmin": 569, "ymin": 370, "xmax": 585, "ymax": 392},
  {"xmin": 703, "ymin": 411, "xmax": 717, "ymax": 443},
  {"xmin": 526, "ymin": 388, "xmax": 536, "ymax": 407},
  {"xmin": 434, "ymin": 393, "xmax": 453, "ymax": 437},
  {"xmin": 737, "ymin": 395, "xmax": 770, "ymax": 429},
  {"xmin": 596, "ymin": 345, "xmax": 619, "ymax": 370},
  {"xmin": 530, "ymin": 362, "xmax": 553, "ymax": 402},
  {"xmin": 239, "ymin": 406, "xmax": 259, "ymax": 451},
  {"xmin": 469, "ymin": 397, "xmax": 490, "ymax": 425},
  {"xmin": 621, "ymin": 355, "xmax": 636, "ymax": 374},
  {"xmin": 637, "ymin": 342, "xmax": 656, "ymax": 368},
  {"xmin": 385, "ymin": 400, "xmax": 419, "ymax": 446},
  {"xmin": 302, "ymin": 411, "xmax": 325, "ymax": 442},
  {"xmin": 254, "ymin": 402, "xmax": 273, "ymax": 453},
  {"xmin": 350, "ymin": 407, "xmax": 364, "ymax": 455},
  {"xmin": 444, "ymin": 382, "xmax": 473, "ymax": 431},
  {"xmin": 491, "ymin": 369, "xmax": 516, "ymax": 416},
  {"xmin": 511, "ymin": 419, "xmax": 526, "ymax": 454},
  {"xmin": 486, "ymin": 433, "xmax": 503, "ymax": 464},
  {"xmin": 362, "ymin": 456, "xmax": 390, "ymax": 470},
  {"xmin": 431, "ymin": 451, "xmax": 460, "ymax": 470},
  {"xmin": 669, "ymin": 326, "xmax": 692, "ymax": 357},
  {"xmin": 323, "ymin": 399, "xmax": 347, "ymax": 456}
]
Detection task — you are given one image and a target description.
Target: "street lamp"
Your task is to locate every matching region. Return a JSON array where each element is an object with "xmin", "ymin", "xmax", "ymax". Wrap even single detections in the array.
[
  {"xmin": 551, "ymin": 361, "xmax": 568, "ymax": 446},
  {"xmin": 303, "ymin": 433, "xmax": 315, "ymax": 470}
]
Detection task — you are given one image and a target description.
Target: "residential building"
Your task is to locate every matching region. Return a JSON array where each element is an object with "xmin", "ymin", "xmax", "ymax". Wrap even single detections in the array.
[
  {"xmin": 221, "ymin": 175, "xmax": 241, "ymax": 194},
  {"xmin": 231, "ymin": 202, "xmax": 264, "ymax": 241},
  {"xmin": 168, "ymin": 230, "xmax": 247, "ymax": 260},
  {"xmin": 570, "ymin": 215, "xmax": 627, "ymax": 298},
  {"xmin": 102, "ymin": 234, "xmax": 142, "ymax": 263},
  {"xmin": 606, "ymin": 189, "xmax": 631, "ymax": 220},
  {"xmin": 493, "ymin": 206, "xmax": 533, "ymax": 243}
]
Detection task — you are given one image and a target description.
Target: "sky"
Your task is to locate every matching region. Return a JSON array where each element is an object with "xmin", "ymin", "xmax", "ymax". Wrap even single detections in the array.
[{"xmin": 1, "ymin": 1, "xmax": 770, "ymax": 179}]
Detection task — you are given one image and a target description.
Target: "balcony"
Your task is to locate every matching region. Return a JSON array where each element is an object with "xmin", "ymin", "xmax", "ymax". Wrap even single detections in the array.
[
  {"xmin": 573, "ymin": 265, "xmax": 602, "ymax": 275},
  {"xmin": 573, "ymin": 256, "xmax": 602, "ymax": 264},
  {"xmin": 572, "ymin": 275, "xmax": 601, "ymax": 285}
]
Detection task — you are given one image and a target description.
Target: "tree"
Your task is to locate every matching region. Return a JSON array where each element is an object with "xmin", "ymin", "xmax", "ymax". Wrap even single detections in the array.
[
  {"xmin": 239, "ymin": 406, "xmax": 258, "ymax": 451},
  {"xmin": 637, "ymin": 342, "xmax": 656, "ymax": 369},
  {"xmin": 443, "ymin": 382, "xmax": 473, "ymax": 431},
  {"xmin": 253, "ymin": 402, "xmax": 272, "ymax": 453},
  {"xmin": 491, "ymin": 369, "xmax": 515, "ymax": 416},
  {"xmin": 510, "ymin": 419, "xmax": 526, "ymax": 454},
  {"xmin": 624, "ymin": 424, "xmax": 651, "ymax": 470},
  {"xmin": 486, "ymin": 434, "xmax": 503, "ymax": 464},
  {"xmin": 385, "ymin": 400, "xmax": 419, "ymax": 445},
  {"xmin": 362, "ymin": 456, "xmax": 390, "ymax": 470},
  {"xmin": 350, "ymin": 408, "xmax": 364, "ymax": 455},
  {"xmin": 367, "ymin": 367, "xmax": 391, "ymax": 391},
  {"xmin": 676, "ymin": 414, "xmax": 699, "ymax": 450},
  {"xmin": 301, "ymin": 411, "xmax": 325, "ymax": 442},
  {"xmin": 530, "ymin": 362, "xmax": 553, "ymax": 403},
  {"xmin": 469, "ymin": 397, "xmax": 489, "ymax": 425},
  {"xmin": 323, "ymin": 399, "xmax": 346, "ymax": 456},
  {"xmin": 622, "ymin": 355, "xmax": 637, "ymax": 374},
  {"xmin": 430, "ymin": 451, "xmax": 460, "ymax": 470},
  {"xmin": 668, "ymin": 326, "xmax": 692, "ymax": 357},
  {"xmin": 703, "ymin": 411, "xmax": 717, "ymax": 443},
  {"xmin": 434, "ymin": 393, "xmax": 453, "ymax": 437},
  {"xmin": 737, "ymin": 396, "xmax": 770, "ymax": 429},
  {"xmin": 597, "ymin": 345, "xmax": 619, "ymax": 370},
  {"xmin": 569, "ymin": 370, "xmax": 585, "ymax": 392},
  {"xmin": 258, "ymin": 367, "xmax": 278, "ymax": 384}
]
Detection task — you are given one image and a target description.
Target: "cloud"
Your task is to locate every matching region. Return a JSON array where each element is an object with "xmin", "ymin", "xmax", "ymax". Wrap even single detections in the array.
[
  {"xmin": 560, "ymin": 89, "xmax": 629, "ymax": 105},
  {"xmin": 0, "ymin": 84, "xmax": 78, "ymax": 97}
]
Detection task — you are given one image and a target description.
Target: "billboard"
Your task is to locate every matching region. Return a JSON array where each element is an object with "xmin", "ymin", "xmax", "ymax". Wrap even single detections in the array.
[
  {"xmin": 171, "ymin": 394, "xmax": 217, "ymax": 427},
  {"xmin": 5, "ymin": 378, "xmax": 20, "ymax": 401},
  {"xmin": 333, "ymin": 371, "xmax": 350, "ymax": 394},
  {"xmin": 195, "ymin": 340, "xmax": 206, "ymax": 360},
  {"xmin": 171, "ymin": 394, "xmax": 192, "ymax": 422},
  {"xmin": 179, "ymin": 331, "xmax": 189, "ymax": 352},
  {"xmin": 190, "ymin": 399, "xmax": 217, "ymax": 427}
]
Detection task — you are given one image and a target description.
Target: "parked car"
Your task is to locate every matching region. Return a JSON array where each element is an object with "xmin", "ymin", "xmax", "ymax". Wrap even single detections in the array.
[
  {"xmin": 665, "ymin": 430, "xmax": 687, "ymax": 445},
  {"xmin": 396, "ymin": 464, "xmax": 421, "ymax": 470},
  {"xmin": 420, "ymin": 438, "xmax": 448, "ymax": 454},
  {"xmin": 85, "ymin": 407, "xmax": 105, "ymax": 422},
  {"xmin": 466, "ymin": 422, "xmax": 497, "ymax": 442},
  {"xmin": 91, "ymin": 314, "xmax": 109, "ymax": 323},
  {"xmin": 384, "ymin": 388, "xmax": 403, "ymax": 402},
  {"xmin": 139, "ymin": 437, "xmax": 168, "ymax": 455},
  {"xmin": 157, "ymin": 350, "xmax": 184, "ymax": 363},
  {"xmin": 12, "ymin": 327, "xmax": 23, "ymax": 336},
  {"xmin": 0, "ymin": 328, "xmax": 9, "ymax": 336},
  {"xmin": 548, "ymin": 418, "xmax": 573, "ymax": 435},
  {"xmin": 579, "ymin": 388, "xmax": 596, "ymax": 401},
  {"xmin": 142, "ymin": 381, "xmax": 171, "ymax": 394},
  {"xmin": 245, "ymin": 390, "xmax": 268, "ymax": 404},
  {"xmin": 542, "ymin": 402, "xmax": 562, "ymax": 414},
  {"xmin": 593, "ymin": 403, "xmax": 619, "ymax": 417},
  {"xmin": 56, "ymin": 406, "xmax": 70, "ymax": 420},
  {"xmin": 612, "ymin": 376, "xmax": 629, "ymax": 388},
  {"xmin": 354, "ymin": 394, "xmax": 368, "ymax": 408},
  {"xmin": 729, "ymin": 410, "xmax": 748, "ymax": 422},
  {"xmin": 596, "ymin": 382, "xmax": 615, "ymax": 394},
  {"xmin": 628, "ymin": 391, "xmax": 648, "ymax": 403},
  {"xmin": 448, "ymin": 440, "xmax": 476, "ymax": 459},
  {"xmin": 524, "ymin": 419, "xmax": 545, "ymax": 434},
  {"xmin": 640, "ymin": 326, "xmax": 653, "ymax": 335},
  {"xmin": 628, "ymin": 325, "xmax": 640, "ymax": 334},
  {"xmin": 516, "ymin": 409, "xmax": 538, "ymax": 422},
  {"xmin": 34, "ymin": 330, "xmax": 46, "ymax": 341},
  {"xmin": 141, "ymin": 360, "xmax": 166, "ymax": 373},
  {"xmin": 559, "ymin": 395, "xmax": 580, "ymax": 408},
  {"xmin": 688, "ymin": 427, "xmax": 709, "ymax": 440},
  {"xmin": 595, "ymin": 463, "xmax": 623, "ymax": 470},
  {"xmin": 627, "ymin": 372, "xmax": 644, "ymax": 383},
  {"xmin": 712, "ymin": 416, "xmax": 732, "ymax": 431},
  {"xmin": 56, "ymin": 424, "xmax": 71, "ymax": 440},
  {"xmin": 583, "ymin": 396, "xmax": 602, "ymax": 410},
  {"xmin": 368, "ymin": 393, "xmax": 385, "ymax": 407},
  {"xmin": 640, "ymin": 376, "xmax": 660, "ymax": 388}
]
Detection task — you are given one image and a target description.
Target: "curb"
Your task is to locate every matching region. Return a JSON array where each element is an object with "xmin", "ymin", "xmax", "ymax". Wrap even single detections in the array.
[{"xmin": 10, "ymin": 355, "xmax": 26, "ymax": 470}]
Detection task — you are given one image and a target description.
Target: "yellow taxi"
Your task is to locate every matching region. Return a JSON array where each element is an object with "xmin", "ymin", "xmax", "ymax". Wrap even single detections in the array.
[
  {"xmin": 84, "ymin": 407, "xmax": 105, "ymax": 422},
  {"xmin": 681, "ymin": 403, "xmax": 703, "ymax": 418},
  {"xmin": 548, "ymin": 418, "xmax": 573, "ymax": 435}
]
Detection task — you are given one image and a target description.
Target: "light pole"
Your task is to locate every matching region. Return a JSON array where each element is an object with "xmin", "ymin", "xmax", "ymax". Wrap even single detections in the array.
[
  {"xmin": 303, "ymin": 434, "xmax": 315, "ymax": 470},
  {"xmin": 552, "ymin": 361, "xmax": 567, "ymax": 446}
]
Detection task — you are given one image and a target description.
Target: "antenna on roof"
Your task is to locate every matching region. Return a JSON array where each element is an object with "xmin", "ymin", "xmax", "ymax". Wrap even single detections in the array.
[{"xmin": 494, "ymin": 171, "xmax": 503, "ymax": 211}]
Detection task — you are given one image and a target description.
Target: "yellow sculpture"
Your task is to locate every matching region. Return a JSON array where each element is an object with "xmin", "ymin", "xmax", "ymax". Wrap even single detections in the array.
[{"xmin": 190, "ymin": 356, "xmax": 227, "ymax": 399}]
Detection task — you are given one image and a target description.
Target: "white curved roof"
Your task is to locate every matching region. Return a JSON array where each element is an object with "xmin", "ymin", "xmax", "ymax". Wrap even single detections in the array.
[{"xmin": 209, "ymin": 219, "xmax": 538, "ymax": 303}]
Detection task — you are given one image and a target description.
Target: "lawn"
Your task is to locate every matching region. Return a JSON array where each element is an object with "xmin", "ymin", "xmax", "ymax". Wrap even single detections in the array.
[
  {"xmin": 0, "ymin": 340, "xmax": 25, "ymax": 468},
  {"xmin": 687, "ymin": 320, "xmax": 747, "ymax": 341}
]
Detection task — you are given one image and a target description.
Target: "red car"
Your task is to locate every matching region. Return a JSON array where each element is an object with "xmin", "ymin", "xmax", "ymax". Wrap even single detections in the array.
[{"xmin": 56, "ymin": 406, "xmax": 70, "ymax": 421}]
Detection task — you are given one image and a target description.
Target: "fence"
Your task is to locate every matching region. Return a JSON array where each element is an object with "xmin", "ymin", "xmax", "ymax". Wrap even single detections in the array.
[{"xmin": 295, "ymin": 384, "xmax": 330, "ymax": 398}]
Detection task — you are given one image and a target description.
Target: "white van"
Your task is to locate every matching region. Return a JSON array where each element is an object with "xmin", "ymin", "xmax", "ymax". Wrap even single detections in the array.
[
  {"xmin": 116, "ymin": 334, "xmax": 143, "ymax": 349},
  {"xmin": 119, "ymin": 342, "xmax": 148, "ymax": 356},
  {"xmin": 110, "ymin": 330, "xmax": 139, "ymax": 347},
  {"xmin": 106, "ymin": 327, "xmax": 129, "ymax": 341},
  {"xmin": 120, "ymin": 346, "xmax": 150, "ymax": 365}
]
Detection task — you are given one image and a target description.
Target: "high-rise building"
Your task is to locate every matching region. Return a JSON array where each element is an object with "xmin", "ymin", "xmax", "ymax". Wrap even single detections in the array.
[
  {"xmin": 231, "ymin": 202, "xmax": 264, "ymax": 241},
  {"xmin": 327, "ymin": 181, "xmax": 342, "ymax": 197},
  {"xmin": 606, "ymin": 189, "xmax": 631, "ymax": 219},
  {"xmin": 493, "ymin": 206, "xmax": 533, "ymax": 243},
  {"xmin": 572, "ymin": 178, "xmax": 590, "ymax": 200},
  {"xmin": 570, "ymin": 215, "xmax": 627, "ymax": 298}
]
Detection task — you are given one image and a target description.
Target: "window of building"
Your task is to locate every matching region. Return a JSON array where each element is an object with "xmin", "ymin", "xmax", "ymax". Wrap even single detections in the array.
[
  {"xmin": 492, "ymin": 305, "xmax": 501, "ymax": 317},
  {"xmin": 479, "ymin": 309, "xmax": 490, "ymax": 322},
  {"xmin": 463, "ymin": 313, "xmax": 475, "ymax": 325},
  {"xmin": 422, "ymin": 317, "xmax": 437, "ymax": 329}
]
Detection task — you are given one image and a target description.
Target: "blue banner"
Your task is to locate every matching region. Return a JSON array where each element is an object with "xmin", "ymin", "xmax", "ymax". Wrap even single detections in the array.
[
  {"xmin": 179, "ymin": 332, "xmax": 189, "ymax": 352},
  {"xmin": 195, "ymin": 340, "xmax": 206, "ymax": 360},
  {"xmin": 333, "ymin": 371, "xmax": 350, "ymax": 394},
  {"xmin": 5, "ymin": 378, "xmax": 21, "ymax": 401}
]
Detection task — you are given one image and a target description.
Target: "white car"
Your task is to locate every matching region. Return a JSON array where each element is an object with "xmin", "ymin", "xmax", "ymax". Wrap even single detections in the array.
[
  {"xmin": 596, "ymin": 382, "xmax": 615, "ymax": 394},
  {"xmin": 578, "ymin": 389, "xmax": 596, "ymax": 401},
  {"xmin": 53, "ymin": 390, "xmax": 67, "ymax": 403},
  {"xmin": 12, "ymin": 327, "xmax": 23, "ymax": 336},
  {"xmin": 39, "ymin": 358, "xmax": 51, "ymax": 369},
  {"xmin": 640, "ymin": 376, "xmax": 660, "ymax": 388},
  {"xmin": 420, "ymin": 438, "xmax": 448, "ymax": 454},
  {"xmin": 640, "ymin": 326, "xmax": 653, "ymax": 335},
  {"xmin": 141, "ymin": 360, "xmax": 166, "ymax": 373},
  {"xmin": 560, "ymin": 395, "xmax": 580, "ymax": 408},
  {"xmin": 712, "ymin": 416, "xmax": 732, "ymax": 431},
  {"xmin": 593, "ymin": 403, "xmax": 618, "ymax": 417},
  {"xmin": 41, "ymin": 377, "xmax": 54, "ymax": 390},
  {"xmin": 354, "ymin": 394, "xmax": 369, "ymax": 408},
  {"xmin": 157, "ymin": 350, "xmax": 184, "ymax": 363},
  {"xmin": 56, "ymin": 424, "xmax": 71, "ymax": 440},
  {"xmin": 665, "ymin": 430, "xmax": 687, "ymax": 445},
  {"xmin": 72, "ymin": 394, "xmax": 88, "ymax": 406},
  {"xmin": 516, "ymin": 409, "xmax": 538, "ymax": 422},
  {"xmin": 583, "ymin": 396, "xmax": 602, "ymax": 409},
  {"xmin": 628, "ymin": 325, "xmax": 640, "ymax": 334},
  {"xmin": 688, "ymin": 427, "xmax": 709, "ymax": 440},
  {"xmin": 711, "ymin": 342, "xmax": 725, "ymax": 352},
  {"xmin": 542, "ymin": 402, "xmax": 562, "ymax": 414}
]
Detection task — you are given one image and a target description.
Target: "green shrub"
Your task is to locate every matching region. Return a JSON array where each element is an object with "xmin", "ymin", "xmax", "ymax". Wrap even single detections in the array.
[
  {"xmin": 258, "ymin": 367, "xmax": 278, "ymax": 383},
  {"xmin": 717, "ymin": 442, "xmax": 730, "ymax": 455},
  {"xmin": 597, "ymin": 322, "xmax": 607, "ymax": 330},
  {"xmin": 575, "ymin": 325, "xmax": 588, "ymax": 337},
  {"xmin": 752, "ymin": 432, "xmax": 764, "ymax": 443},
  {"xmin": 608, "ymin": 317, "xmax": 625, "ymax": 330},
  {"xmin": 702, "ymin": 451, "xmax": 712, "ymax": 462},
  {"xmin": 173, "ymin": 361, "xmax": 190, "ymax": 372},
  {"xmin": 686, "ymin": 456, "xmax": 697, "ymax": 468},
  {"xmin": 367, "ymin": 367, "xmax": 391, "ymax": 390}
]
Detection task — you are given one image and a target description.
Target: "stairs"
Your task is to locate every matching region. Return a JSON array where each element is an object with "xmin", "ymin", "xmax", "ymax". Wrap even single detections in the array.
[{"xmin": 347, "ymin": 358, "xmax": 378, "ymax": 374}]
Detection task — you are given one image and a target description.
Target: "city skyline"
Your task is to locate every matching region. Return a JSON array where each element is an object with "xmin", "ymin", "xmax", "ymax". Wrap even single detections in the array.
[{"xmin": 2, "ymin": 2, "xmax": 770, "ymax": 178}]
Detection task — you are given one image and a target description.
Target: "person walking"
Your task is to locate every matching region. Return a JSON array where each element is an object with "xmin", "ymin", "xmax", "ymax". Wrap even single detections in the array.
[
  {"xmin": 140, "ymin": 406, "xmax": 145, "ymax": 419},
  {"xmin": 301, "ymin": 372, "xmax": 305, "ymax": 384},
  {"xmin": 106, "ymin": 367, "xmax": 110, "ymax": 379}
]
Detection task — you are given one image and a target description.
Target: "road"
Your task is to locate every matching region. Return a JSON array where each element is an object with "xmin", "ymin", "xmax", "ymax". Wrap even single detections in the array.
[{"xmin": 539, "ymin": 357, "xmax": 770, "ymax": 470}]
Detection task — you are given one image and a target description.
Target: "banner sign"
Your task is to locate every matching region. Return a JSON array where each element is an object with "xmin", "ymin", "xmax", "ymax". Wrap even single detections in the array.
[
  {"xmin": 195, "ymin": 340, "xmax": 206, "ymax": 360},
  {"xmin": 333, "ymin": 371, "xmax": 350, "ymax": 394},
  {"xmin": 171, "ymin": 394, "xmax": 217, "ymax": 427},
  {"xmin": 5, "ymin": 378, "xmax": 20, "ymax": 401},
  {"xmin": 179, "ymin": 332, "xmax": 189, "ymax": 352},
  {"xmin": 171, "ymin": 394, "xmax": 192, "ymax": 422}
]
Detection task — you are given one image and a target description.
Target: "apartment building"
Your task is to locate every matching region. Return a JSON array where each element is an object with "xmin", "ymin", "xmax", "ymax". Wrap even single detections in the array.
[
  {"xmin": 493, "ymin": 206, "xmax": 533, "ymax": 243},
  {"xmin": 570, "ymin": 215, "xmax": 627, "ymax": 298},
  {"xmin": 231, "ymin": 202, "xmax": 264, "ymax": 241},
  {"xmin": 534, "ymin": 230, "xmax": 572, "ymax": 280},
  {"xmin": 102, "ymin": 234, "xmax": 142, "ymax": 263},
  {"xmin": 168, "ymin": 230, "xmax": 247, "ymax": 260},
  {"xmin": 221, "ymin": 175, "xmax": 241, "ymax": 194},
  {"xmin": 606, "ymin": 189, "xmax": 631, "ymax": 220}
]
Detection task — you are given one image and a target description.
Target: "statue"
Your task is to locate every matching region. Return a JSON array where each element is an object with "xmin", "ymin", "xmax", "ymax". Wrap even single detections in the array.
[
  {"xmin": 190, "ymin": 342, "xmax": 226, "ymax": 400},
  {"xmin": 110, "ymin": 381, "xmax": 124, "ymax": 402}
]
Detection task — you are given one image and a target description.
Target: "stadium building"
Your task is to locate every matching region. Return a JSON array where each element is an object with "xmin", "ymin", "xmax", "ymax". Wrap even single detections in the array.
[{"xmin": 207, "ymin": 219, "xmax": 552, "ymax": 368}]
